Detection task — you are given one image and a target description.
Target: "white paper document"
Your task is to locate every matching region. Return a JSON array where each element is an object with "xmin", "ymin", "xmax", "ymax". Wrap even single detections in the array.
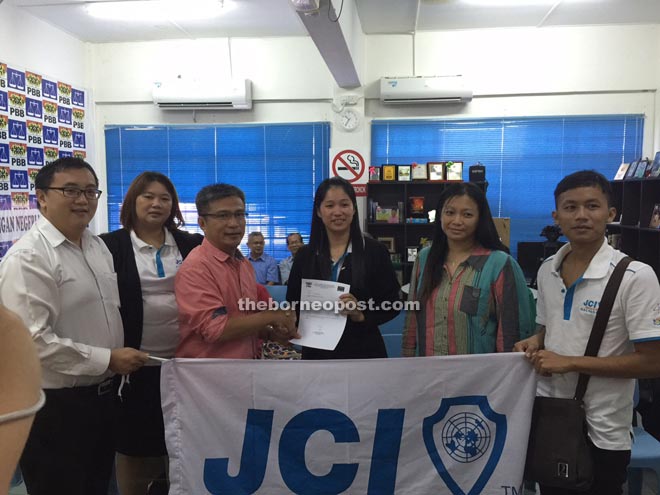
[{"xmin": 290, "ymin": 278, "xmax": 350, "ymax": 350}]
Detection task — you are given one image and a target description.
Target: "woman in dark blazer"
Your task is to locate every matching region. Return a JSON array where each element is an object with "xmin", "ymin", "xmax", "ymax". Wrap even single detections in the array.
[
  {"xmin": 286, "ymin": 176, "xmax": 400, "ymax": 359},
  {"xmin": 101, "ymin": 172, "xmax": 202, "ymax": 495}
]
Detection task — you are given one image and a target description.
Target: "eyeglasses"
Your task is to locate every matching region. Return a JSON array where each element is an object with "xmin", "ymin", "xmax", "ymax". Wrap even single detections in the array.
[
  {"xmin": 45, "ymin": 187, "xmax": 103, "ymax": 200},
  {"xmin": 200, "ymin": 211, "xmax": 248, "ymax": 222}
]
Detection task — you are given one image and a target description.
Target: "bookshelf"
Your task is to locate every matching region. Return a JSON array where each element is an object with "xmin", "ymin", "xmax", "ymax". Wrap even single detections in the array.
[
  {"xmin": 608, "ymin": 178, "xmax": 660, "ymax": 277},
  {"xmin": 366, "ymin": 180, "xmax": 487, "ymax": 284}
]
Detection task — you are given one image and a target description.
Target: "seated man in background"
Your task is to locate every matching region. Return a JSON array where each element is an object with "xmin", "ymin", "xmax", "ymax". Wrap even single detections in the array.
[
  {"xmin": 175, "ymin": 184, "xmax": 297, "ymax": 359},
  {"xmin": 247, "ymin": 231, "xmax": 280, "ymax": 285},
  {"xmin": 279, "ymin": 232, "xmax": 303, "ymax": 285}
]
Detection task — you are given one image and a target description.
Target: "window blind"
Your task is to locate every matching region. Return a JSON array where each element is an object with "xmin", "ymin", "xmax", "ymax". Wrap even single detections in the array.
[
  {"xmin": 105, "ymin": 123, "xmax": 330, "ymax": 260},
  {"xmin": 371, "ymin": 115, "xmax": 644, "ymax": 257}
]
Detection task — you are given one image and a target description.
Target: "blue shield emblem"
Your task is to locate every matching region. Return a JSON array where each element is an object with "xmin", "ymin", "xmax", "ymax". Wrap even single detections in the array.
[{"xmin": 422, "ymin": 396, "xmax": 506, "ymax": 495}]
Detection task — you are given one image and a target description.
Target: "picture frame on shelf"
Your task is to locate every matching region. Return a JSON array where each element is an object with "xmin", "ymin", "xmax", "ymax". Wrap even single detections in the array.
[
  {"xmin": 412, "ymin": 162, "xmax": 429, "ymax": 180},
  {"xmin": 445, "ymin": 161, "xmax": 464, "ymax": 181},
  {"xmin": 613, "ymin": 162, "xmax": 629, "ymax": 180},
  {"xmin": 377, "ymin": 236, "xmax": 396, "ymax": 253},
  {"xmin": 635, "ymin": 159, "xmax": 649, "ymax": 179},
  {"xmin": 397, "ymin": 165, "xmax": 412, "ymax": 182},
  {"xmin": 625, "ymin": 159, "xmax": 640, "ymax": 179},
  {"xmin": 644, "ymin": 158, "xmax": 653, "ymax": 179},
  {"xmin": 407, "ymin": 247, "xmax": 418, "ymax": 263},
  {"xmin": 390, "ymin": 253, "xmax": 402, "ymax": 264},
  {"xmin": 369, "ymin": 166, "xmax": 381, "ymax": 182},
  {"xmin": 650, "ymin": 204, "xmax": 660, "ymax": 229},
  {"xmin": 650, "ymin": 152, "xmax": 660, "ymax": 178},
  {"xmin": 375, "ymin": 206, "xmax": 400, "ymax": 224},
  {"xmin": 428, "ymin": 162, "xmax": 445, "ymax": 181},
  {"xmin": 382, "ymin": 165, "xmax": 396, "ymax": 181}
]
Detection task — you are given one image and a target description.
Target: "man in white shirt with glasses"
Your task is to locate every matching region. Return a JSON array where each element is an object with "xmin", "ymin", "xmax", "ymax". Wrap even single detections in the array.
[{"xmin": 0, "ymin": 157, "xmax": 148, "ymax": 495}]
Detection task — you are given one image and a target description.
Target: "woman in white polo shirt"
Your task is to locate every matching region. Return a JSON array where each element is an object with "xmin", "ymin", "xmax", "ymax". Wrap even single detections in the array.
[{"xmin": 101, "ymin": 172, "xmax": 202, "ymax": 495}]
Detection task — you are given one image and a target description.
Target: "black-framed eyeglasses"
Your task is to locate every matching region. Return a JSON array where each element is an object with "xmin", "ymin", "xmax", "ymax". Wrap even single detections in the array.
[
  {"xmin": 45, "ymin": 187, "xmax": 103, "ymax": 200},
  {"xmin": 200, "ymin": 211, "xmax": 248, "ymax": 222}
]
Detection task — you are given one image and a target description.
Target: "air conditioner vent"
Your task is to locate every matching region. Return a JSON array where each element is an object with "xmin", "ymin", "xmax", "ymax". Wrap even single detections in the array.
[
  {"xmin": 152, "ymin": 79, "xmax": 252, "ymax": 110},
  {"xmin": 380, "ymin": 76, "xmax": 472, "ymax": 104}
]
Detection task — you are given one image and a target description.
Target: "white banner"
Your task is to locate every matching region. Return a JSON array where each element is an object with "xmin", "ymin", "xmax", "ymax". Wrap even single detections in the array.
[{"xmin": 161, "ymin": 353, "xmax": 537, "ymax": 495}]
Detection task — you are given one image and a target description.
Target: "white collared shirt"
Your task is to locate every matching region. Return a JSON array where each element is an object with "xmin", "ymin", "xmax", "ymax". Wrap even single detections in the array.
[
  {"xmin": 536, "ymin": 238, "xmax": 660, "ymax": 450},
  {"xmin": 0, "ymin": 216, "xmax": 123, "ymax": 389},
  {"xmin": 130, "ymin": 228, "xmax": 182, "ymax": 359}
]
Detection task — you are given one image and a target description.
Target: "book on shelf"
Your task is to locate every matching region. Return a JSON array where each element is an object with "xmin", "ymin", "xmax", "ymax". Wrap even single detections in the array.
[
  {"xmin": 613, "ymin": 163, "xmax": 629, "ymax": 180},
  {"xmin": 406, "ymin": 218, "xmax": 429, "ymax": 224},
  {"xmin": 369, "ymin": 165, "xmax": 381, "ymax": 182},
  {"xmin": 408, "ymin": 196, "xmax": 425, "ymax": 215}
]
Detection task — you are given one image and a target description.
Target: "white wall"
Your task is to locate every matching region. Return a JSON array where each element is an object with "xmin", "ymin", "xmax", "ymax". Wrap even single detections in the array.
[
  {"xmin": 5, "ymin": 17, "xmax": 651, "ymax": 232},
  {"xmin": 365, "ymin": 25, "xmax": 658, "ymax": 143},
  {"xmin": 0, "ymin": 3, "xmax": 88, "ymax": 86}
]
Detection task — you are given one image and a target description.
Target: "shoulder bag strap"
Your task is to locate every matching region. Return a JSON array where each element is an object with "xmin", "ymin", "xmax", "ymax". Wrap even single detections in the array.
[{"xmin": 574, "ymin": 256, "xmax": 633, "ymax": 400}]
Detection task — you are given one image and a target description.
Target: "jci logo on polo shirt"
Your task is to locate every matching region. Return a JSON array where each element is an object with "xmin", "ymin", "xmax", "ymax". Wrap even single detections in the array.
[{"xmin": 580, "ymin": 299, "xmax": 600, "ymax": 316}]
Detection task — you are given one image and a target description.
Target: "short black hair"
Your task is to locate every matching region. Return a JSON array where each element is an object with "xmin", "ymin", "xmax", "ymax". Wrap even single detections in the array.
[
  {"xmin": 34, "ymin": 157, "xmax": 99, "ymax": 191},
  {"xmin": 195, "ymin": 184, "xmax": 245, "ymax": 215},
  {"xmin": 286, "ymin": 232, "xmax": 302, "ymax": 245},
  {"xmin": 554, "ymin": 170, "xmax": 612, "ymax": 207}
]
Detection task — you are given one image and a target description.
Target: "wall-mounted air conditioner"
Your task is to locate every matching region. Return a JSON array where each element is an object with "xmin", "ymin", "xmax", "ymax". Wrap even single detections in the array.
[
  {"xmin": 152, "ymin": 79, "xmax": 252, "ymax": 110},
  {"xmin": 380, "ymin": 76, "xmax": 472, "ymax": 104}
]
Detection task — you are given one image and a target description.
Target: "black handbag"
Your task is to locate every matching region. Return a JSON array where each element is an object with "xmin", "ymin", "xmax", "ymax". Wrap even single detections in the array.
[{"xmin": 524, "ymin": 256, "xmax": 633, "ymax": 491}]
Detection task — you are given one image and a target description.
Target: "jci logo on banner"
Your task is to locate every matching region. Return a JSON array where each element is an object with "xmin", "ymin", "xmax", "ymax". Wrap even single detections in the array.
[{"xmin": 203, "ymin": 396, "xmax": 506, "ymax": 495}]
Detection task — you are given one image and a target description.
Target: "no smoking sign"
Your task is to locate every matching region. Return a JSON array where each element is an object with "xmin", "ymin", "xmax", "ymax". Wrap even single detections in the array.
[{"xmin": 332, "ymin": 149, "xmax": 365, "ymax": 183}]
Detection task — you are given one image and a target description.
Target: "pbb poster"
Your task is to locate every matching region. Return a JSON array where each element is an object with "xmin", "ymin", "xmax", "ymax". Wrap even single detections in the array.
[{"xmin": 0, "ymin": 62, "xmax": 91, "ymax": 258}]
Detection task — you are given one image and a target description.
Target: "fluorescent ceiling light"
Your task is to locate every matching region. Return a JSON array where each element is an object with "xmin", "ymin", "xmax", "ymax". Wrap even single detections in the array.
[
  {"xmin": 460, "ymin": 0, "xmax": 595, "ymax": 5},
  {"xmin": 86, "ymin": 0, "xmax": 234, "ymax": 22},
  {"xmin": 290, "ymin": 0, "xmax": 320, "ymax": 13}
]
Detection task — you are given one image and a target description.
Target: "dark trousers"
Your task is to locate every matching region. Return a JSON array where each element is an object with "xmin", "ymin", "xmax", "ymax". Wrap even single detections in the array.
[
  {"xmin": 20, "ymin": 381, "xmax": 116, "ymax": 495},
  {"xmin": 539, "ymin": 440, "xmax": 631, "ymax": 495}
]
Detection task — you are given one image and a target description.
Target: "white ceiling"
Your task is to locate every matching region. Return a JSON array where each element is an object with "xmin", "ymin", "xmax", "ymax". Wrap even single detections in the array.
[{"xmin": 6, "ymin": 0, "xmax": 660, "ymax": 44}]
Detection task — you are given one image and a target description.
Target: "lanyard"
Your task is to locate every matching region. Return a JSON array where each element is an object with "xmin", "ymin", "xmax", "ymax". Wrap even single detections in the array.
[
  {"xmin": 331, "ymin": 252, "xmax": 348, "ymax": 282},
  {"xmin": 155, "ymin": 246, "xmax": 165, "ymax": 278}
]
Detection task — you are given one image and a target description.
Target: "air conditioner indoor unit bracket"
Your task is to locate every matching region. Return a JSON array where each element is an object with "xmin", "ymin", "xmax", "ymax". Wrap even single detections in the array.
[
  {"xmin": 380, "ymin": 76, "xmax": 472, "ymax": 104},
  {"xmin": 152, "ymin": 79, "xmax": 252, "ymax": 110}
]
